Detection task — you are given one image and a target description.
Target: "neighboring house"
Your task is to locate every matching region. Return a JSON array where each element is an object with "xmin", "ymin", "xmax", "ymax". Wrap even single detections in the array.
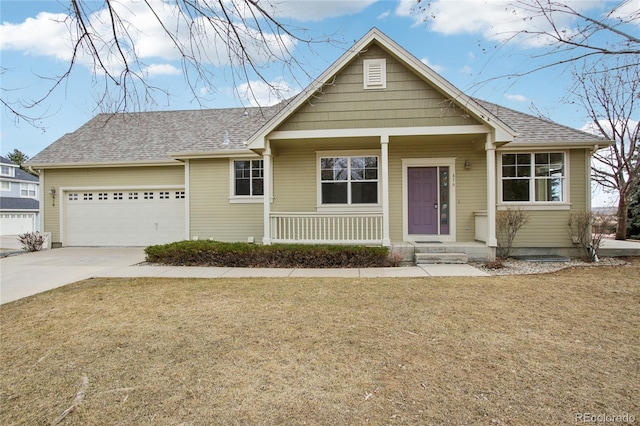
[
  {"xmin": 0, "ymin": 156, "xmax": 40, "ymax": 235},
  {"xmin": 27, "ymin": 28, "xmax": 609, "ymax": 259}
]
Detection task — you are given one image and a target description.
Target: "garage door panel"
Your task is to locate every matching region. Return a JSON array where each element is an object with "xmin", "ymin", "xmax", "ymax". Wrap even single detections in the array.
[
  {"xmin": 1, "ymin": 214, "xmax": 35, "ymax": 235},
  {"xmin": 65, "ymin": 190, "xmax": 185, "ymax": 246}
]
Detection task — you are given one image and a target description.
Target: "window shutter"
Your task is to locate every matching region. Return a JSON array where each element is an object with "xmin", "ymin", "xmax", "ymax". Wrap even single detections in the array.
[{"xmin": 363, "ymin": 59, "xmax": 386, "ymax": 89}]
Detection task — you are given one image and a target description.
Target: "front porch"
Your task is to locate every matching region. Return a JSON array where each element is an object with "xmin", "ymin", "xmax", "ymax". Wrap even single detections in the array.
[{"xmin": 268, "ymin": 211, "xmax": 495, "ymax": 263}]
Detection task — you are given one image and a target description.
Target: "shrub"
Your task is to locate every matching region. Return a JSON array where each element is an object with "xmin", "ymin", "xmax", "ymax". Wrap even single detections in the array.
[
  {"xmin": 145, "ymin": 240, "xmax": 395, "ymax": 268},
  {"xmin": 496, "ymin": 207, "xmax": 529, "ymax": 258},
  {"xmin": 18, "ymin": 232, "xmax": 48, "ymax": 252},
  {"xmin": 484, "ymin": 258, "xmax": 505, "ymax": 270},
  {"xmin": 568, "ymin": 210, "xmax": 611, "ymax": 262}
]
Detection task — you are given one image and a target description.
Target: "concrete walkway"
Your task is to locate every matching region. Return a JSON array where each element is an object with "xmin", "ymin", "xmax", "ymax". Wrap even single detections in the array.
[{"xmin": 0, "ymin": 247, "xmax": 489, "ymax": 304}]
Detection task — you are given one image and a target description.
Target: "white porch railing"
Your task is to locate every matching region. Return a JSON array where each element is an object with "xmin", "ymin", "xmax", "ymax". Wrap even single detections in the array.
[{"xmin": 270, "ymin": 212, "xmax": 383, "ymax": 244}]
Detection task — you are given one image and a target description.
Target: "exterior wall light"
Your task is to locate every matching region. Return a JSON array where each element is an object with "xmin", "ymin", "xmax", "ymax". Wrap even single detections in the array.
[{"xmin": 49, "ymin": 187, "xmax": 57, "ymax": 206}]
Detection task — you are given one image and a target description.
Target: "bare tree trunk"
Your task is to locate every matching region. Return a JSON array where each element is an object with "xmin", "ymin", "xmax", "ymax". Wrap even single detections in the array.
[{"xmin": 616, "ymin": 195, "xmax": 630, "ymax": 240}]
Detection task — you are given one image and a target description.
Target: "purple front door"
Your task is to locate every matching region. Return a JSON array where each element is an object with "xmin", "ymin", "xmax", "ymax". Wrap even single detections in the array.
[{"xmin": 408, "ymin": 167, "xmax": 438, "ymax": 235}]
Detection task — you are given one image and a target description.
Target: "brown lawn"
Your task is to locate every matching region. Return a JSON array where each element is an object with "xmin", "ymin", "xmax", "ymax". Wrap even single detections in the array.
[{"xmin": 1, "ymin": 260, "xmax": 639, "ymax": 425}]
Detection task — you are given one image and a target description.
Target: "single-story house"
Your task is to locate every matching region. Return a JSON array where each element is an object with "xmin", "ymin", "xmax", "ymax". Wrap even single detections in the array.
[
  {"xmin": 1, "ymin": 156, "xmax": 40, "ymax": 235},
  {"xmin": 27, "ymin": 28, "xmax": 608, "ymax": 261}
]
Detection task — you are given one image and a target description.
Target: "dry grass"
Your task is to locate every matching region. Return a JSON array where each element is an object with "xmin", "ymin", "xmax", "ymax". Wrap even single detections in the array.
[{"xmin": 1, "ymin": 261, "xmax": 639, "ymax": 425}]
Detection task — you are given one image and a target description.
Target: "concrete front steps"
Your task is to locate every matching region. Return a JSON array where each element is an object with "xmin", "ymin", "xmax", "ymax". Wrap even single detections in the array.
[
  {"xmin": 415, "ymin": 252, "xmax": 468, "ymax": 264},
  {"xmin": 391, "ymin": 242, "xmax": 495, "ymax": 265}
]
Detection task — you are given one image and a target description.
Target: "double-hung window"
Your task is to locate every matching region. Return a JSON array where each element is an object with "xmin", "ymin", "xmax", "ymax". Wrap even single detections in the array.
[
  {"xmin": 234, "ymin": 160, "xmax": 264, "ymax": 197},
  {"xmin": 20, "ymin": 183, "xmax": 37, "ymax": 198},
  {"xmin": 501, "ymin": 152, "xmax": 565, "ymax": 203},
  {"xmin": 1, "ymin": 165, "xmax": 13, "ymax": 176},
  {"xmin": 320, "ymin": 155, "xmax": 378, "ymax": 205}
]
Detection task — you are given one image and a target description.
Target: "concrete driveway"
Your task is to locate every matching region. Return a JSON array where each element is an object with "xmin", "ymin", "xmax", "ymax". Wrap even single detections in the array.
[{"xmin": 0, "ymin": 248, "xmax": 146, "ymax": 304}]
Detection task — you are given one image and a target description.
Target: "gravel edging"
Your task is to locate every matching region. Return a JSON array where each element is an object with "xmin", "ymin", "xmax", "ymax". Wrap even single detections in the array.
[{"xmin": 471, "ymin": 257, "xmax": 627, "ymax": 276}]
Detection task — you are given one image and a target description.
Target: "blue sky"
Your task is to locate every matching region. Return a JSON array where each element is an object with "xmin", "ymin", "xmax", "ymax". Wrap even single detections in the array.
[{"xmin": 0, "ymin": 1, "xmax": 636, "ymax": 207}]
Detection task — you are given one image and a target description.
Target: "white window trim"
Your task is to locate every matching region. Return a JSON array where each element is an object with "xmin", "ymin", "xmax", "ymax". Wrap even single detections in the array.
[
  {"xmin": 498, "ymin": 151, "xmax": 570, "ymax": 209},
  {"xmin": 1, "ymin": 180, "xmax": 10, "ymax": 191},
  {"xmin": 1, "ymin": 165, "xmax": 14, "ymax": 177},
  {"xmin": 229, "ymin": 158, "xmax": 265, "ymax": 203},
  {"xmin": 363, "ymin": 58, "xmax": 386, "ymax": 90},
  {"xmin": 316, "ymin": 150, "xmax": 382, "ymax": 211},
  {"xmin": 20, "ymin": 183, "xmax": 37, "ymax": 198}
]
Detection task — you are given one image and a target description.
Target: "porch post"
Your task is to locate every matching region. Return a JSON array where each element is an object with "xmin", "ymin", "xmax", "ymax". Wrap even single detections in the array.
[
  {"xmin": 380, "ymin": 134, "xmax": 391, "ymax": 247},
  {"xmin": 485, "ymin": 134, "xmax": 498, "ymax": 247},
  {"xmin": 262, "ymin": 140, "xmax": 272, "ymax": 245}
]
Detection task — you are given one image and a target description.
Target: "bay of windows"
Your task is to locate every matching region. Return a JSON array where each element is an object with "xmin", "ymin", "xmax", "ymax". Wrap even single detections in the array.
[
  {"xmin": 501, "ymin": 152, "xmax": 565, "ymax": 202},
  {"xmin": 320, "ymin": 156, "xmax": 378, "ymax": 205}
]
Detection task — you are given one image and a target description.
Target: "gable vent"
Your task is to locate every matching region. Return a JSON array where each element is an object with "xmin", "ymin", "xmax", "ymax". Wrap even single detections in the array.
[{"xmin": 363, "ymin": 58, "xmax": 386, "ymax": 90}]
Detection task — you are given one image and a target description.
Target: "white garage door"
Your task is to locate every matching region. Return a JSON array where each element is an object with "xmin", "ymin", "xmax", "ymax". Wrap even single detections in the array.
[
  {"xmin": 0, "ymin": 213, "xmax": 35, "ymax": 235},
  {"xmin": 65, "ymin": 189, "xmax": 186, "ymax": 246}
]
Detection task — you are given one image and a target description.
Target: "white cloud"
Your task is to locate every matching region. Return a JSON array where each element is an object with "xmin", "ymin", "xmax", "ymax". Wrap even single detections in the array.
[
  {"xmin": 0, "ymin": 12, "xmax": 74, "ymax": 61},
  {"xmin": 378, "ymin": 10, "xmax": 391, "ymax": 20},
  {"xmin": 581, "ymin": 119, "xmax": 640, "ymax": 140},
  {"xmin": 395, "ymin": 0, "xmax": 599, "ymax": 47},
  {"xmin": 0, "ymin": 1, "xmax": 298, "ymax": 75},
  {"xmin": 262, "ymin": 0, "xmax": 378, "ymax": 22},
  {"xmin": 460, "ymin": 65, "xmax": 473, "ymax": 76},
  {"xmin": 420, "ymin": 57, "xmax": 445, "ymax": 73},
  {"xmin": 610, "ymin": 0, "xmax": 640, "ymax": 25},
  {"xmin": 394, "ymin": 0, "xmax": 414, "ymax": 17},
  {"xmin": 238, "ymin": 78, "xmax": 300, "ymax": 107},
  {"xmin": 505, "ymin": 93, "xmax": 528, "ymax": 102},
  {"xmin": 144, "ymin": 64, "xmax": 181, "ymax": 77}
]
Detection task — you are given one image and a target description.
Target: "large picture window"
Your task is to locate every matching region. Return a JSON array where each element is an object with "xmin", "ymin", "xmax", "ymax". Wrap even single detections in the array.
[
  {"xmin": 501, "ymin": 152, "xmax": 565, "ymax": 202},
  {"xmin": 234, "ymin": 160, "xmax": 264, "ymax": 197},
  {"xmin": 320, "ymin": 156, "xmax": 378, "ymax": 205}
]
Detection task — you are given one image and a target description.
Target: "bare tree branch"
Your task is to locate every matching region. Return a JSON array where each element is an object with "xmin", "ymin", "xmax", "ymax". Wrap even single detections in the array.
[
  {"xmin": 572, "ymin": 57, "xmax": 639, "ymax": 239},
  {"xmin": 1, "ymin": 0, "xmax": 335, "ymax": 126}
]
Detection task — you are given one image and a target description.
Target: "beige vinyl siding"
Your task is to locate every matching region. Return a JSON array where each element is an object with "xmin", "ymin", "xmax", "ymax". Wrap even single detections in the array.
[
  {"xmin": 508, "ymin": 149, "xmax": 589, "ymax": 248},
  {"xmin": 388, "ymin": 136, "xmax": 486, "ymax": 242},
  {"xmin": 189, "ymin": 158, "xmax": 263, "ymax": 242},
  {"xmin": 276, "ymin": 44, "xmax": 481, "ymax": 132},
  {"xmin": 271, "ymin": 138, "xmax": 381, "ymax": 212},
  {"xmin": 43, "ymin": 166, "xmax": 184, "ymax": 244}
]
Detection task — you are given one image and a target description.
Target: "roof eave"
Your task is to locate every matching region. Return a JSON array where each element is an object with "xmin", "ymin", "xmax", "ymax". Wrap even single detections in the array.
[
  {"xmin": 498, "ymin": 140, "xmax": 613, "ymax": 150},
  {"xmin": 168, "ymin": 149, "xmax": 257, "ymax": 160},
  {"xmin": 27, "ymin": 159, "xmax": 181, "ymax": 169}
]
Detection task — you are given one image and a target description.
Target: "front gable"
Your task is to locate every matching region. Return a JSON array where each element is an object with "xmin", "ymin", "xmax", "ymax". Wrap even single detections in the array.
[
  {"xmin": 275, "ymin": 42, "xmax": 482, "ymax": 132},
  {"xmin": 248, "ymin": 28, "xmax": 517, "ymax": 149}
]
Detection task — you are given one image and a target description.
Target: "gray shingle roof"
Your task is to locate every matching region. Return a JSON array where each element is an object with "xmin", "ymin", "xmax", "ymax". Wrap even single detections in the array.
[
  {"xmin": 0, "ymin": 156, "xmax": 39, "ymax": 182},
  {"xmin": 472, "ymin": 99, "xmax": 606, "ymax": 145},
  {"xmin": 14, "ymin": 168, "xmax": 39, "ymax": 182},
  {"xmin": 28, "ymin": 98, "xmax": 605, "ymax": 167},
  {"xmin": 28, "ymin": 106, "xmax": 282, "ymax": 165},
  {"xmin": 0, "ymin": 197, "xmax": 39, "ymax": 210}
]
